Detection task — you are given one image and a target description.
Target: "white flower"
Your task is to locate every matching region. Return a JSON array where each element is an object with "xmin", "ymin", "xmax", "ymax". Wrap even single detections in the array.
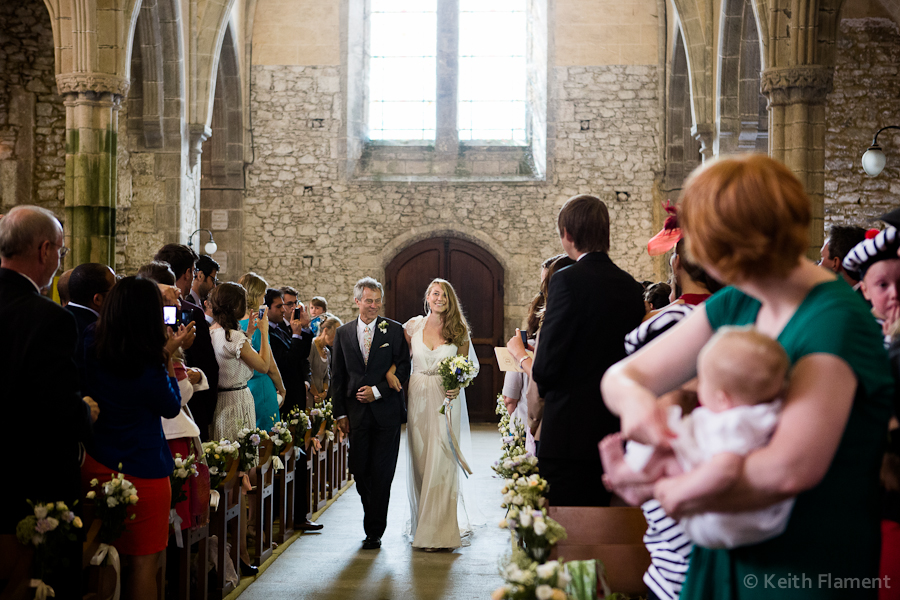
[
  {"xmin": 90, "ymin": 478, "xmax": 99, "ymax": 487},
  {"xmin": 34, "ymin": 505, "xmax": 48, "ymax": 519},
  {"xmin": 535, "ymin": 585, "xmax": 554, "ymax": 600},
  {"xmin": 536, "ymin": 563, "xmax": 557, "ymax": 579},
  {"xmin": 85, "ymin": 491, "xmax": 96, "ymax": 500},
  {"xmin": 557, "ymin": 570, "xmax": 571, "ymax": 587},
  {"xmin": 56, "ymin": 502, "xmax": 67, "ymax": 511},
  {"xmin": 175, "ymin": 468, "xmax": 189, "ymax": 478},
  {"xmin": 533, "ymin": 520, "xmax": 548, "ymax": 535},
  {"xmin": 45, "ymin": 517, "xmax": 59, "ymax": 531},
  {"xmin": 512, "ymin": 495, "xmax": 524, "ymax": 506},
  {"xmin": 520, "ymin": 512, "xmax": 532, "ymax": 528},
  {"xmin": 209, "ymin": 466, "xmax": 219, "ymax": 475},
  {"xmin": 174, "ymin": 457, "xmax": 184, "ymax": 468},
  {"xmin": 498, "ymin": 519, "xmax": 508, "ymax": 529},
  {"xmin": 107, "ymin": 497, "xmax": 119, "ymax": 508}
]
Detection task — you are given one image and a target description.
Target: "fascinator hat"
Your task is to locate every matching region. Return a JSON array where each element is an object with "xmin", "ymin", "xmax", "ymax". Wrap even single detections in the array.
[
  {"xmin": 647, "ymin": 201, "xmax": 682, "ymax": 256},
  {"xmin": 842, "ymin": 226, "xmax": 900, "ymax": 281}
]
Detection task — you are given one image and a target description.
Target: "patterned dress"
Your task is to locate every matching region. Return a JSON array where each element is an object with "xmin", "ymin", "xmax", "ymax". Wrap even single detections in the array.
[{"xmin": 210, "ymin": 327, "xmax": 256, "ymax": 441}]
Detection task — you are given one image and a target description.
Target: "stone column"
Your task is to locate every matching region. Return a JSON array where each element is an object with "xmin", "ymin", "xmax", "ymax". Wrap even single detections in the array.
[
  {"xmin": 761, "ymin": 66, "xmax": 833, "ymax": 258},
  {"xmin": 58, "ymin": 75, "xmax": 128, "ymax": 268}
]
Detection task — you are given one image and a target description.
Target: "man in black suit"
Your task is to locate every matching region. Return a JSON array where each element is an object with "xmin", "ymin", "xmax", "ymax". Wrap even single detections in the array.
[
  {"xmin": 279, "ymin": 286, "xmax": 313, "ymax": 399},
  {"xmin": 531, "ymin": 194, "xmax": 645, "ymax": 507},
  {"xmin": 154, "ymin": 244, "xmax": 219, "ymax": 440},
  {"xmin": 66, "ymin": 263, "xmax": 116, "ymax": 378},
  {"xmin": 0, "ymin": 206, "xmax": 97, "ymax": 598},
  {"xmin": 262, "ymin": 288, "xmax": 324, "ymax": 531},
  {"xmin": 333, "ymin": 277, "xmax": 410, "ymax": 549}
]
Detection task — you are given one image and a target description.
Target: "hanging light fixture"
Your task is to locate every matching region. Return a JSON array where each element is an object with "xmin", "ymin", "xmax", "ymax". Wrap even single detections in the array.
[
  {"xmin": 187, "ymin": 229, "xmax": 218, "ymax": 255},
  {"xmin": 862, "ymin": 125, "xmax": 900, "ymax": 177}
]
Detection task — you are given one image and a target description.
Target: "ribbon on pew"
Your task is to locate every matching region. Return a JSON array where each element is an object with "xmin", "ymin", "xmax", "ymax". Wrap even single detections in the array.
[
  {"xmin": 169, "ymin": 508, "xmax": 184, "ymax": 548},
  {"xmin": 90, "ymin": 543, "xmax": 122, "ymax": 600},
  {"xmin": 30, "ymin": 580, "xmax": 55, "ymax": 599}
]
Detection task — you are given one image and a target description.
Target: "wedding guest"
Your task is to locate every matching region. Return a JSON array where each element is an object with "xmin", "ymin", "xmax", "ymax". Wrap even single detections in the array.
[
  {"xmin": 57, "ymin": 267, "xmax": 73, "ymax": 306},
  {"xmin": 67, "ymin": 262, "xmax": 117, "ymax": 380},
  {"xmin": 309, "ymin": 317, "xmax": 342, "ymax": 403},
  {"xmin": 309, "ymin": 296, "xmax": 328, "ymax": 335},
  {"xmin": 602, "ymin": 154, "xmax": 893, "ymax": 600},
  {"xmin": 239, "ymin": 273, "xmax": 285, "ymax": 428},
  {"xmin": 507, "ymin": 254, "xmax": 574, "ymax": 457},
  {"xmin": 155, "ymin": 244, "xmax": 219, "ymax": 440},
  {"xmin": 0, "ymin": 206, "xmax": 96, "ymax": 599},
  {"xmin": 527, "ymin": 194, "xmax": 645, "ymax": 506},
  {"xmin": 190, "ymin": 254, "xmax": 219, "ymax": 306},
  {"xmin": 208, "ymin": 282, "xmax": 273, "ymax": 574},
  {"xmin": 280, "ymin": 285, "xmax": 314, "ymax": 396},
  {"xmin": 264, "ymin": 287, "xmax": 311, "ymax": 413},
  {"xmin": 843, "ymin": 227, "xmax": 900, "ymax": 345},
  {"xmin": 80, "ymin": 276, "xmax": 187, "ymax": 600},
  {"xmin": 643, "ymin": 282, "xmax": 672, "ymax": 313},
  {"xmin": 821, "ymin": 224, "xmax": 867, "ymax": 288}
]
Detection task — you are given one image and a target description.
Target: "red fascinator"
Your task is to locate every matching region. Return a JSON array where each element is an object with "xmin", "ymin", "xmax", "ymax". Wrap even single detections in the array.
[{"xmin": 647, "ymin": 201, "xmax": 682, "ymax": 256}]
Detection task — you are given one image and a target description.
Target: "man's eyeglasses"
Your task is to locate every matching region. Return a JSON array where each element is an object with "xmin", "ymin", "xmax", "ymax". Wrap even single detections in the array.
[
  {"xmin": 283, "ymin": 301, "xmax": 297, "ymax": 308},
  {"xmin": 49, "ymin": 241, "xmax": 69, "ymax": 258}
]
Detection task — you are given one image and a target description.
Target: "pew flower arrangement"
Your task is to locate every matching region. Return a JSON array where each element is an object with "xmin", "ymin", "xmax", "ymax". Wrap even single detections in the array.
[
  {"xmin": 493, "ymin": 419, "xmax": 538, "ymax": 480},
  {"xmin": 269, "ymin": 421, "xmax": 294, "ymax": 471},
  {"xmin": 202, "ymin": 440, "xmax": 241, "ymax": 489},
  {"xmin": 16, "ymin": 500, "xmax": 84, "ymax": 598},
  {"xmin": 169, "ymin": 453, "xmax": 198, "ymax": 508},
  {"xmin": 500, "ymin": 506, "xmax": 567, "ymax": 563},
  {"xmin": 287, "ymin": 406, "xmax": 310, "ymax": 438},
  {"xmin": 86, "ymin": 470, "xmax": 139, "ymax": 544},
  {"xmin": 437, "ymin": 355, "xmax": 478, "ymax": 414},
  {"xmin": 237, "ymin": 427, "xmax": 270, "ymax": 472},
  {"xmin": 501, "ymin": 474, "xmax": 549, "ymax": 511},
  {"xmin": 307, "ymin": 400, "xmax": 336, "ymax": 445},
  {"xmin": 492, "ymin": 551, "xmax": 570, "ymax": 600}
]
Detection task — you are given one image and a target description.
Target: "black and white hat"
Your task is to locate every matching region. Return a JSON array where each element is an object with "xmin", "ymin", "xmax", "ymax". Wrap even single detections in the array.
[{"xmin": 842, "ymin": 226, "xmax": 900, "ymax": 281}]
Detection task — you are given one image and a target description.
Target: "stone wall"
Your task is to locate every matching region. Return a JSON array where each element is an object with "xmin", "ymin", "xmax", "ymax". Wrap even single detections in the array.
[
  {"xmin": 245, "ymin": 64, "xmax": 662, "ymax": 330},
  {"xmin": 0, "ymin": 0, "xmax": 66, "ymax": 215},
  {"xmin": 825, "ymin": 18, "xmax": 900, "ymax": 228}
]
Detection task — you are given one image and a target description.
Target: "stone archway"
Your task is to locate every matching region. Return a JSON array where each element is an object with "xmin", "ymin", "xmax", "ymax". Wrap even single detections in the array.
[
  {"xmin": 717, "ymin": 0, "xmax": 768, "ymax": 154},
  {"xmin": 199, "ymin": 21, "xmax": 244, "ymax": 277},
  {"xmin": 665, "ymin": 25, "xmax": 702, "ymax": 191}
]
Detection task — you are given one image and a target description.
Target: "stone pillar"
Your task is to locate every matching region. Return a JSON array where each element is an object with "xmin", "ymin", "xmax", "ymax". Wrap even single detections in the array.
[
  {"xmin": 58, "ymin": 75, "xmax": 127, "ymax": 268},
  {"xmin": 761, "ymin": 66, "xmax": 833, "ymax": 258},
  {"xmin": 691, "ymin": 123, "xmax": 715, "ymax": 162}
]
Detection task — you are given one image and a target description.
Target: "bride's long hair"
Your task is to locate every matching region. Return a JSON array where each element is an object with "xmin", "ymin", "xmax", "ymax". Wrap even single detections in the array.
[{"xmin": 424, "ymin": 279, "xmax": 470, "ymax": 347}]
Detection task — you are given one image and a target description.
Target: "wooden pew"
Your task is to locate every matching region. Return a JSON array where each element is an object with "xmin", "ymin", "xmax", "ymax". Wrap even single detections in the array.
[
  {"xmin": 548, "ymin": 506, "xmax": 650, "ymax": 597},
  {"xmin": 208, "ymin": 457, "xmax": 240, "ymax": 600},
  {"xmin": 313, "ymin": 443, "xmax": 328, "ymax": 512},
  {"xmin": 273, "ymin": 440, "xmax": 296, "ymax": 545},
  {"xmin": 250, "ymin": 440, "xmax": 275, "ymax": 567}
]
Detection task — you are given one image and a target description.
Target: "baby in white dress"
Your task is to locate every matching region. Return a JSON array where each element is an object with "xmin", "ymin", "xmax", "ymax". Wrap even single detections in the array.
[{"xmin": 607, "ymin": 326, "xmax": 793, "ymax": 549}]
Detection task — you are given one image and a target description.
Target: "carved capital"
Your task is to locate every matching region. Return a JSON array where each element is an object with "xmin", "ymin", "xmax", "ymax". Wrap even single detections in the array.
[
  {"xmin": 691, "ymin": 122, "xmax": 715, "ymax": 162},
  {"xmin": 189, "ymin": 124, "xmax": 212, "ymax": 169},
  {"xmin": 760, "ymin": 66, "xmax": 833, "ymax": 107},
  {"xmin": 56, "ymin": 73, "xmax": 130, "ymax": 97}
]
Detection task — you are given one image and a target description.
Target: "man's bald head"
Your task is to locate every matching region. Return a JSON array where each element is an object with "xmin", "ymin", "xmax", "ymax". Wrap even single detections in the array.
[{"xmin": 0, "ymin": 206, "xmax": 62, "ymax": 260}]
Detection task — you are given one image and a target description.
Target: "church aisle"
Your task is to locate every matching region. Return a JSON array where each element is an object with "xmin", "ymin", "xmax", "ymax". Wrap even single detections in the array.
[{"xmin": 237, "ymin": 424, "xmax": 508, "ymax": 600}]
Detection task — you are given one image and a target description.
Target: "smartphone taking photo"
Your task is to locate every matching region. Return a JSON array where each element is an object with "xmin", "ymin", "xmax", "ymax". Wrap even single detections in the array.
[
  {"xmin": 258, "ymin": 305, "xmax": 266, "ymax": 320},
  {"xmin": 164, "ymin": 305, "xmax": 177, "ymax": 325}
]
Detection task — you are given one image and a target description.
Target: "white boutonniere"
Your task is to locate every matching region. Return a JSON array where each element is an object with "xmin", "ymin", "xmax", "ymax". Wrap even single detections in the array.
[{"xmin": 378, "ymin": 321, "xmax": 388, "ymax": 334}]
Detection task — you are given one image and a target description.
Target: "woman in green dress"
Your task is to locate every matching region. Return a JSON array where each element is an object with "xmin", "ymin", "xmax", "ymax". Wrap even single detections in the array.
[
  {"xmin": 602, "ymin": 154, "xmax": 893, "ymax": 599},
  {"xmin": 238, "ymin": 272, "xmax": 285, "ymax": 430}
]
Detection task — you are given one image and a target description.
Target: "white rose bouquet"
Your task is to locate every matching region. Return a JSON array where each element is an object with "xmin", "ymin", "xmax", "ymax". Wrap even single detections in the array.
[
  {"xmin": 493, "ymin": 418, "xmax": 538, "ymax": 479},
  {"xmin": 270, "ymin": 421, "xmax": 294, "ymax": 451},
  {"xmin": 493, "ymin": 550, "xmax": 570, "ymax": 600},
  {"xmin": 86, "ymin": 468, "xmax": 140, "ymax": 544},
  {"xmin": 436, "ymin": 355, "xmax": 478, "ymax": 414},
  {"xmin": 287, "ymin": 406, "xmax": 310, "ymax": 438},
  {"xmin": 500, "ymin": 505, "xmax": 567, "ymax": 563},
  {"xmin": 202, "ymin": 440, "xmax": 240, "ymax": 489},
  {"xmin": 15, "ymin": 500, "xmax": 84, "ymax": 593}
]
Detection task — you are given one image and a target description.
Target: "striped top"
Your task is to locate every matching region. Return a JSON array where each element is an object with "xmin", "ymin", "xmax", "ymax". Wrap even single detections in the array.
[{"xmin": 624, "ymin": 301, "xmax": 699, "ymax": 600}]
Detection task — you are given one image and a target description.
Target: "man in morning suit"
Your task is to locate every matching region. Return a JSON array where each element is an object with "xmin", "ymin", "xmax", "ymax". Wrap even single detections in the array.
[
  {"xmin": 263, "ymin": 288, "xmax": 323, "ymax": 531},
  {"xmin": 154, "ymin": 244, "xmax": 220, "ymax": 440},
  {"xmin": 0, "ymin": 206, "xmax": 98, "ymax": 598},
  {"xmin": 333, "ymin": 277, "xmax": 411, "ymax": 549},
  {"xmin": 531, "ymin": 194, "xmax": 645, "ymax": 506}
]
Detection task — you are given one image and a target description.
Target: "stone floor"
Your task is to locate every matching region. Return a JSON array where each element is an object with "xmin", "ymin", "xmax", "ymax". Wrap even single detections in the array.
[{"xmin": 236, "ymin": 423, "xmax": 509, "ymax": 600}]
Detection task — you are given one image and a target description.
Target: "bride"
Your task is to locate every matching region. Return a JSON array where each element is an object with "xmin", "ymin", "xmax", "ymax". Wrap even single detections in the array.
[{"xmin": 395, "ymin": 279, "xmax": 479, "ymax": 550}]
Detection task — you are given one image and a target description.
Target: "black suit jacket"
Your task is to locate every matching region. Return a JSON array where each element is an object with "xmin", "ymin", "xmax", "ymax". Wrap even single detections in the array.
[
  {"xmin": 181, "ymin": 298, "xmax": 219, "ymax": 440},
  {"xmin": 270, "ymin": 323, "xmax": 313, "ymax": 414},
  {"xmin": 0, "ymin": 268, "xmax": 92, "ymax": 533},
  {"xmin": 531, "ymin": 252, "xmax": 645, "ymax": 461},
  {"xmin": 332, "ymin": 317, "xmax": 411, "ymax": 428},
  {"xmin": 66, "ymin": 304, "xmax": 98, "ymax": 384}
]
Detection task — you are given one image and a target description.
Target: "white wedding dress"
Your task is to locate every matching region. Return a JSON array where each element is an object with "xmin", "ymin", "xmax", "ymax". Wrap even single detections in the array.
[{"xmin": 404, "ymin": 316, "xmax": 478, "ymax": 549}]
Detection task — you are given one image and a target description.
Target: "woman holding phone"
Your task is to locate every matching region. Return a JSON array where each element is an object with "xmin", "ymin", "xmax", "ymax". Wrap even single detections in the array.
[{"xmin": 238, "ymin": 272, "xmax": 284, "ymax": 429}]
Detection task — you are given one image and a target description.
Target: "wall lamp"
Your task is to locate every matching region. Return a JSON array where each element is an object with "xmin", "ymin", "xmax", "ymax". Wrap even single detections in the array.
[
  {"xmin": 862, "ymin": 125, "xmax": 900, "ymax": 177},
  {"xmin": 188, "ymin": 229, "xmax": 218, "ymax": 255}
]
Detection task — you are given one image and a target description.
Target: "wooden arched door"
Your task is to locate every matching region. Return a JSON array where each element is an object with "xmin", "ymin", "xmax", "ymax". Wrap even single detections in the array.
[{"xmin": 385, "ymin": 237, "xmax": 504, "ymax": 422}]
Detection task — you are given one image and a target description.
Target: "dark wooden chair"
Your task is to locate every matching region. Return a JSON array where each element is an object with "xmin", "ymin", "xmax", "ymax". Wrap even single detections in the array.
[
  {"xmin": 208, "ymin": 457, "xmax": 240, "ymax": 600},
  {"xmin": 250, "ymin": 440, "xmax": 275, "ymax": 566},
  {"xmin": 313, "ymin": 442, "xmax": 328, "ymax": 512},
  {"xmin": 548, "ymin": 506, "xmax": 650, "ymax": 597},
  {"xmin": 273, "ymin": 440, "xmax": 296, "ymax": 545}
]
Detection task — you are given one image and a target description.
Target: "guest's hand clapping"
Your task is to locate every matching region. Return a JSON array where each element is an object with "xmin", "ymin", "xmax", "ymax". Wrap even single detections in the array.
[
  {"xmin": 165, "ymin": 322, "xmax": 196, "ymax": 356},
  {"xmin": 83, "ymin": 396, "xmax": 100, "ymax": 423}
]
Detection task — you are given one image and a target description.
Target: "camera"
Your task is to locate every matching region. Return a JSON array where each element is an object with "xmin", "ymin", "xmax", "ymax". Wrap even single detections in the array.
[{"xmin": 164, "ymin": 305, "xmax": 177, "ymax": 325}]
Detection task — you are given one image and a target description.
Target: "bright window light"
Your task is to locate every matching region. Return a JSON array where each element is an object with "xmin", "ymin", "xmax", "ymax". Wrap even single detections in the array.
[
  {"xmin": 458, "ymin": 0, "xmax": 527, "ymax": 142},
  {"xmin": 368, "ymin": 1, "xmax": 437, "ymax": 141}
]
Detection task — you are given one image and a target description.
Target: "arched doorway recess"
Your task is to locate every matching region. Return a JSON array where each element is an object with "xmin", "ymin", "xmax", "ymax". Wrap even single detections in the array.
[{"xmin": 385, "ymin": 237, "xmax": 504, "ymax": 422}]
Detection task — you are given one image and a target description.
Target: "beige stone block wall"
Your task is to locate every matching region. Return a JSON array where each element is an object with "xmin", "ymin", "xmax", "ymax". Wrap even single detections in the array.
[
  {"xmin": 555, "ymin": 0, "xmax": 659, "ymax": 66},
  {"xmin": 252, "ymin": 0, "xmax": 340, "ymax": 66}
]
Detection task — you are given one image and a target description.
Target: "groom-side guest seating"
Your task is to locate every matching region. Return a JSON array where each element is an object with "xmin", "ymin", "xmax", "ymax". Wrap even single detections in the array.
[{"xmin": 273, "ymin": 438, "xmax": 297, "ymax": 544}]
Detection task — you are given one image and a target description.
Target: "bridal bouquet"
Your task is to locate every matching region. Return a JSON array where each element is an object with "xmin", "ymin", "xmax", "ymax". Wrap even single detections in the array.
[
  {"xmin": 86, "ymin": 469, "xmax": 140, "ymax": 544},
  {"xmin": 169, "ymin": 453, "xmax": 198, "ymax": 508},
  {"xmin": 493, "ymin": 550, "xmax": 570, "ymax": 600},
  {"xmin": 437, "ymin": 355, "xmax": 478, "ymax": 414},
  {"xmin": 237, "ymin": 427, "xmax": 270, "ymax": 472},
  {"xmin": 202, "ymin": 440, "xmax": 240, "ymax": 489}
]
